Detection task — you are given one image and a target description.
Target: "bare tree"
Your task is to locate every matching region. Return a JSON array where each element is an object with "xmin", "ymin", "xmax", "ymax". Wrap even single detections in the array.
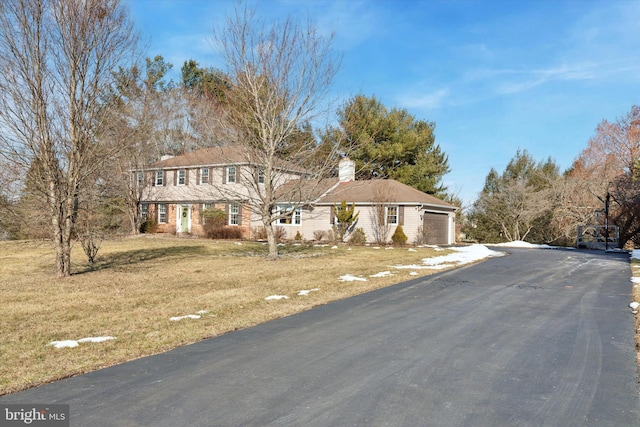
[
  {"xmin": 209, "ymin": 5, "xmax": 340, "ymax": 259},
  {"xmin": 370, "ymin": 181, "xmax": 395, "ymax": 244},
  {"xmin": 0, "ymin": 0, "xmax": 137, "ymax": 276}
]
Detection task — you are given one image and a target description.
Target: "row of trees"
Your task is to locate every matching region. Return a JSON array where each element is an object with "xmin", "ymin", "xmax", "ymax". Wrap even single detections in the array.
[
  {"xmin": 466, "ymin": 105, "xmax": 640, "ymax": 248},
  {"xmin": 0, "ymin": 0, "xmax": 452, "ymax": 275}
]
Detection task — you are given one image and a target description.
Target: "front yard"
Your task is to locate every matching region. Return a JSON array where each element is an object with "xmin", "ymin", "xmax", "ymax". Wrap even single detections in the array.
[{"xmin": 0, "ymin": 236, "xmax": 453, "ymax": 395}]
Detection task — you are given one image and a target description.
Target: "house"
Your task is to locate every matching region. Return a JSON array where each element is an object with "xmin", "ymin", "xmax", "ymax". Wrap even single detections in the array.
[
  {"xmin": 138, "ymin": 147, "xmax": 458, "ymax": 245},
  {"xmin": 138, "ymin": 145, "xmax": 308, "ymax": 238},
  {"xmin": 277, "ymin": 158, "xmax": 458, "ymax": 245}
]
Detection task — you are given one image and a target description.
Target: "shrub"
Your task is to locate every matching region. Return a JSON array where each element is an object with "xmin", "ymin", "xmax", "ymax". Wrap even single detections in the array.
[
  {"xmin": 391, "ymin": 225, "xmax": 408, "ymax": 245},
  {"xmin": 348, "ymin": 227, "xmax": 366, "ymax": 245},
  {"xmin": 313, "ymin": 230, "xmax": 326, "ymax": 241},
  {"xmin": 294, "ymin": 231, "xmax": 303, "ymax": 241},
  {"xmin": 253, "ymin": 227, "xmax": 267, "ymax": 240},
  {"xmin": 206, "ymin": 226, "xmax": 243, "ymax": 240},
  {"xmin": 274, "ymin": 226, "xmax": 287, "ymax": 242},
  {"xmin": 140, "ymin": 219, "xmax": 158, "ymax": 234}
]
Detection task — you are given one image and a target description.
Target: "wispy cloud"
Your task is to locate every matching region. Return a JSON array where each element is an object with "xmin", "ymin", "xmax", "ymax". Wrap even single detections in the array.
[{"xmin": 399, "ymin": 87, "xmax": 450, "ymax": 110}]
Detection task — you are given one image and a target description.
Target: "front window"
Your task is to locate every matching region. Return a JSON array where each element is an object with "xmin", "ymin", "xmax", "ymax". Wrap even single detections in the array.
[
  {"xmin": 177, "ymin": 170, "xmax": 186, "ymax": 185},
  {"xmin": 276, "ymin": 205, "xmax": 301, "ymax": 225},
  {"xmin": 158, "ymin": 203, "xmax": 167, "ymax": 223},
  {"xmin": 226, "ymin": 166, "xmax": 236, "ymax": 183},
  {"xmin": 140, "ymin": 203, "xmax": 148, "ymax": 221},
  {"xmin": 155, "ymin": 170, "xmax": 164, "ymax": 186},
  {"xmin": 200, "ymin": 168, "xmax": 209, "ymax": 184},
  {"xmin": 386, "ymin": 206, "xmax": 398, "ymax": 225},
  {"xmin": 136, "ymin": 171, "xmax": 144, "ymax": 187},
  {"xmin": 229, "ymin": 203, "xmax": 240, "ymax": 225}
]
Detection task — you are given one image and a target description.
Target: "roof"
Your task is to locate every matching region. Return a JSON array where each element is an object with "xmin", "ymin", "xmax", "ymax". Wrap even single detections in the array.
[
  {"xmin": 317, "ymin": 179, "xmax": 457, "ymax": 210},
  {"xmin": 146, "ymin": 145, "xmax": 308, "ymax": 174}
]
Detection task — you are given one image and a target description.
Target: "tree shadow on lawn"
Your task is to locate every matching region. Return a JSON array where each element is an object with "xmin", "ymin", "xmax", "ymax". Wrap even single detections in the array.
[{"xmin": 74, "ymin": 245, "xmax": 210, "ymax": 274}]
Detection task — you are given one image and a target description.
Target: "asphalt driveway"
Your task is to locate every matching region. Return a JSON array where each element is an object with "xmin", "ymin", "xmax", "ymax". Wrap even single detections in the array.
[{"xmin": 2, "ymin": 247, "xmax": 638, "ymax": 426}]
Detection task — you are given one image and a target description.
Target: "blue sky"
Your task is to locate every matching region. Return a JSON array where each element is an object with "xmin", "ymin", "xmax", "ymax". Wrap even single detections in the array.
[{"xmin": 124, "ymin": 0, "xmax": 640, "ymax": 206}]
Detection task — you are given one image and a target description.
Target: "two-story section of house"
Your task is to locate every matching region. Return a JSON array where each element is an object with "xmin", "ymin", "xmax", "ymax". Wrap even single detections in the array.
[{"xmin": 137, "ymin": 145, "xmax": 309, "ymax": 238}]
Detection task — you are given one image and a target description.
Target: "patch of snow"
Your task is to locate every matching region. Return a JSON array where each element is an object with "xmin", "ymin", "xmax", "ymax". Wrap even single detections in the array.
[
  {"xmin": 408, "ymin": 248, "xmax": 417, "ymax": 252},
  {"xmin": 196, "ymin": 310, "xmax": 209, "ymax": 314},
  {"xmin": 49, "ymin": 340, "xmax": 79, "ymax": 349},
  {"xmin": 385, "ymin": 247, "xmax": 394, "ymax": 250},
  {"xmin": 409, "ymin": 272, "xmax": 418, "ymax": 276},
  {"xmin": 298, "ymin": 288, "xmax": 319, "ymax": 296},
  {"xmin": 339, "ymin": 274, "xmax": 367, "ymax": 282},
  {"xmin": 265, "ymin": 295, "xmax": 289, "ymax": 300},
  {"xmin": 170, "ymin": 314, "xmax": 201, "ymax": 321},
  {"xmin": 234, "ymin": 242, "xmax": 243, "ymax": 245},
  {"xmin": 630, "ymin": 301, "xmax": 639, "ymax": 310},
  {"xmin": 631, "ymin": 277, "xmax": 640, "ymax": 284},
  {"xmin": 331, "ymin": 246, "xmax": 338, "ymax": 249},
  {"xmin": 394, "ymin": 244, "xmax": 504, "ymax": 270},
  {"xmin": 492, "ymin": 240, "xmax": 551, "ymax": 248},
  {"xmin": 49, "ymin": 336, "xmax": 115, "ymax": 349},
  {"xmin": 77, "ymin": 336, "xmax": 115, "ymax": 344},
  {"xmin": 372, "ymin": 247, "xmax": 381, "ymax": 250},
  {"xmin": 370, "ymin": 271, "xmax": 393, "ymax": 278}
]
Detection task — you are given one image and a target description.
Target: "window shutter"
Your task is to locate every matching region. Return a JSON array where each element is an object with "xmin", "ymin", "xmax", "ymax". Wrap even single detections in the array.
[
  {"xmin": 185, "ymin": 169, "xmax": 189, "ymax": 186},
  {"xmin": 330, "ymin": 205, "xmax": 335, "ymax": 224},
  {"xmin": 196, "ymin": 168, "xmax": 200, "ymax": 185},
  {"xmin": 151, "ymin": 172, "xmax": 155, "ymax": 186},
  {"xmin": 208, "ymin": 168, "xmax": 212, "ymax": 184},
  {"xmin": 173, "ymin": 170, "xmax": 177, "ymax": 186},
  {"xmin": 222, "ymin": 167, "xmax": 226, "ymax": 184},
  {"xmin": 399, "ymin": 206, "xmax": 405, "ymax": 225},
  {"xmin": 199, "ymin": 204, "xmax": 204, "ymax": 225},
  {"xmin": 235, "ymin": 167, "xmax": 240, "ymax": 183},
  {"xmin": 237, "ymin": 204, "xmax": 243, "ymax": 226}
]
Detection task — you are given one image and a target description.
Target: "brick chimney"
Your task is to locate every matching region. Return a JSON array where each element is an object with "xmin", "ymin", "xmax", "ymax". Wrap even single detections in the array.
[{"xmin": 339, "ymin": 158, "xmax": 355, "ymax": 182}]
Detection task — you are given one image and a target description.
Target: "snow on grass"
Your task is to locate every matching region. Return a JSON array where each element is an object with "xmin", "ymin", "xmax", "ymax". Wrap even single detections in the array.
[
  {"xmin": 370, "ymin": 271, "xmax": 393, "ymax": 278},
  {"xmin": 265, "ymin": 295, "xmax": 289, "ymax": 300},
  {"xmin": 50, "ymin": 336, "xmax": 115, "ymax": 349},
  {"xmin": 632, "ymin": 277, "xmax": 640, "ymax": 284},
  {"xmin": 340, "ymin": 274, "xmax": 367, "ymax": 282},
  {"xmin": 394, "ymin": 244, "xmax": 504, "ymax": 270},
  {"xmin": 170, "ymin": 314, "xmax": 201, "ymax": 321},
  {"xmin": 298, "ymin": 288, "xmax": 319, "ymax": 296}
]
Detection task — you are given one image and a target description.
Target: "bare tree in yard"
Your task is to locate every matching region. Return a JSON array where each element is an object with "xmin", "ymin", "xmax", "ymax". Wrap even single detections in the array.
[
  {"xmin": 565, "ymin": 105, "xmax": 640, "ymax": 247},
  {"xmin": 210, "ymin": 6, "xmax": 340, "ymax": 259},
  {"xmin": 0, "ymin": 0, "xmax": 137, "ymax": 276},
  {"xmin": 370, "ymin": 181, "xmax": 395, "ymax": 244}
]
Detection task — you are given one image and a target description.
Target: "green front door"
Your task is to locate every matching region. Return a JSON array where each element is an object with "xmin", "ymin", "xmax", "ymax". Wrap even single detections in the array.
[{"xmin": 180, "ymin": 205, "xmax": 189, "ymax": 232}]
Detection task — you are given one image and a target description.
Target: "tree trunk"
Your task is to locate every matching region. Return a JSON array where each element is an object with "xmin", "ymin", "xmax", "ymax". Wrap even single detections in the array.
[{"xmin": 263, "ymin": 217, "xmax": 279, "ymax": 260}]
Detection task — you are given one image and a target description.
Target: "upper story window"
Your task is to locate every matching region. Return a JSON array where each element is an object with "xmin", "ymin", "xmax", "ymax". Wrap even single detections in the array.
[
  {"xmin": 177, "ymin": 169, "xmax": 186, "ymax": 186},
  {"xmin": 200, "ymin": 168, "xmax": 209, "ymax": 184},
  {"xmin": 386, "ymin": 206, "xmax": 398, "ymax": 225},
  {"xmin": 154, "ymin": 170, "xmax": 164, "ymax": 186},
  {"xmin": 257, "ymin": 168, "xmax": 265, "ymax": 184},
  {"xmin": 276, "ymin": 205, "xmax": 301, "ymax": 225},
  {"xmin": 226, "ymin": 166, "xmax": 236, "ymax": 183},
  {"xmin": 136, "ymin": 171, "xmax": 144, "ymax": 187}
]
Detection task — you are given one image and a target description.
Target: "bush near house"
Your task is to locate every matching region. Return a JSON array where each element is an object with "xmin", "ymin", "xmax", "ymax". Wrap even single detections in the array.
[{"xmin": 392, "ymin": 225, "xmax": 408, "ymax": 245}]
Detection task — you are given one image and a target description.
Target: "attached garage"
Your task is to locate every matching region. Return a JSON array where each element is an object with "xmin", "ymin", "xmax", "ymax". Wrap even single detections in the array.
[{"xmin": 423, "ymin": 212, "xmax": 450, "ymax": 245}]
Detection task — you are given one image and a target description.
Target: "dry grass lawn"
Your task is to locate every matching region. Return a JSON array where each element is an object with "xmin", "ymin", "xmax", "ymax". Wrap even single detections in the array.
[{"xmin": 0, "ymin": 236, "xmax": 455, "ymax": 396}]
